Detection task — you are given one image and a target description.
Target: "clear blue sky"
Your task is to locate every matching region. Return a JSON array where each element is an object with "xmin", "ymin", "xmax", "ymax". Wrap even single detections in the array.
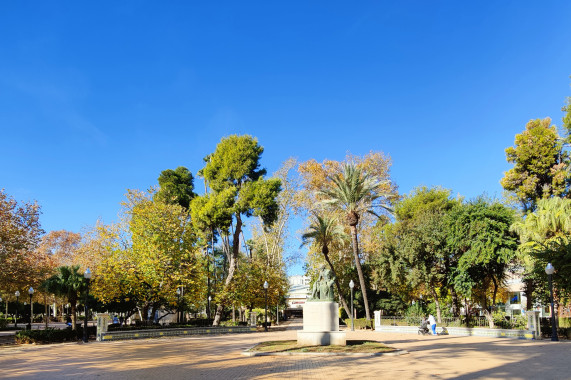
[{"xmin": 2, "ymin": 2, "xmax": 571, "ymax": 274}]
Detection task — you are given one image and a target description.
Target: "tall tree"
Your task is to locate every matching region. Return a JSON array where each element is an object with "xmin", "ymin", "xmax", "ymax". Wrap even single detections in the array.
[
  {"xmin": 301, "ymin": 213, "xmax": 351, "ymax": 317},
  {"xmin": 448, "ymin": 198, "xmax": 518, "ymax": 328},
  {"xmin": 191, "ymin": 135, "xmax": 281, "ymax": 326},
  {"xmin": 500, "ymin": 117, "xmax": 569, "ymax": 213},
  {"xmin": 0, "ymin": 190, "xmax": 46, "ymax": 295},
  {"xmin": 155, "ymin": 166, "xmax": 196, "ymax": 209},
  {"xmin": 373, "ymin": 187, "xmax": 458, "ymax": 322},
  {"xmin": 89, "ymin": 190, "xmax": 204, "ymax": 324},
  {"xmin": 318, "ymin": 164, "xmax": 392, "ymax": 320}
]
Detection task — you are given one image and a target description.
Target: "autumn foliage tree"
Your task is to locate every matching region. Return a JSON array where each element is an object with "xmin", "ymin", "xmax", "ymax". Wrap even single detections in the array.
[
  {"xmin": 89, "ymin": 190, "xmax": 205, "ymax": 324},
  {"xmin": 0, "ymin": 190, "xmax": 48, "ymax": 299},
  {"xmin": 298, "ymin": 152, "xmax": 397, "ymax": 321}
]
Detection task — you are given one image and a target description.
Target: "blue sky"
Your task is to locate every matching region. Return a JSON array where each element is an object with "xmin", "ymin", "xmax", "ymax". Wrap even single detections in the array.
[{"xmin": 2, "ymin": 2, "xmax": 571, "ymax": 274}]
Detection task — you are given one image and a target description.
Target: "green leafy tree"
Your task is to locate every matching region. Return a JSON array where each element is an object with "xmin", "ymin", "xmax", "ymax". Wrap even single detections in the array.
[
  {"xmin": 90, "ymin": 190, "xmax": 204, "ymax": 324},
  {"xmin": 500, "ymin": 118, "xmax": 569, "ymax": 213},
  {"xmin": 448, "ymin": 198, "xmax": 518, "ymax": 328},
  {"xmin": 301, "ymin": 213, "xmax": 351, "ymax": 317},
  {"xmin": 318, "ymin": 164, "xmax": 392, "ymax": 321},
  {"xmin": 155, "ymin": 166, "xmax": 196, "ymax": 209},
  {"xmin": 42, "ymin": 265, "xmax": 86, "ymax": 330},
  {"xmin": 373, "ymin": 187, "xmax": 458, "ymax": 322},
  {"xmin": 191, "ymin": 135, "xmax": 281, "ymax": 326}
]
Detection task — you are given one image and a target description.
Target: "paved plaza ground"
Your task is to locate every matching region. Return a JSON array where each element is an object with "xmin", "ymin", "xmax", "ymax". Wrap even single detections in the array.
[{"xmin": 0, "ymin": 320, "xmax": 569, "ymax": 379}]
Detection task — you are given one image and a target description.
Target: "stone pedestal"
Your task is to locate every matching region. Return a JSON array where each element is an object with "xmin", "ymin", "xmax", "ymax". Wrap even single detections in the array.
[
  {"xmin": 526, "ymin": 310, "xmax": 541, "ymax": 339},
  {"xmin": 96, "ymin": 313, "xmax": 110, "ymax": 342},
  {"xmin": 249, "ymin": 312, "xmax": 258, "ymax": 327},
  {"xmin": 297, "ymin": 301, "xmax": 346, "ymax": 346},
  {"xmin": 374, "ymin": 310, "xmax": 381, "ymax": 330}
]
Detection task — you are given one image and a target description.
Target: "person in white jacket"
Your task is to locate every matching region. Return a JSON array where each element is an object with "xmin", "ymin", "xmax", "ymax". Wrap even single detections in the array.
[{"xmin": 428, "ymin": 314, "xmax": 437, "ymax": 335}]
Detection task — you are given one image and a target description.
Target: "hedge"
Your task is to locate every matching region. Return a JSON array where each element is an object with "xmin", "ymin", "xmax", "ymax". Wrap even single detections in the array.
[
  {"xmin": 344, "ymin": 318, "xmax": 374, "ymax": 330},
  {"xmin": 15, "ymin": 326, "xmax": 97, "ymax": 344}
]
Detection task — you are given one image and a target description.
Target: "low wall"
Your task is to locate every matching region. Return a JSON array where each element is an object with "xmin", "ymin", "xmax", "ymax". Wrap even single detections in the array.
[
  {"xmin": 374, "ymin": 325, "xmax": 536, "ymax": 340},
  {"xmin": 97, "ymin": 326, "xmax": 257, "ymax": 342}
]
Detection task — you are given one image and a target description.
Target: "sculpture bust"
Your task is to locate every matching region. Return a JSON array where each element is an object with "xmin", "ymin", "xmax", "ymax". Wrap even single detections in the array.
[{"xmin": 309, "ymin": 266, "xmax": 335, "ymax": 302}]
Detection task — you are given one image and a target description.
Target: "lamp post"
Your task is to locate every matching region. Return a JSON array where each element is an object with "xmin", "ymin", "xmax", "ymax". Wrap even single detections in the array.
[
  {"xmin": 208, "ymin": 296, "xmax": 211, "ymax": 320},
  {"xmin": 545, "ymin": 263, "xmax": 558, "ymax": 342},
  {"xmin": 27, "ymin": 287, "xmax": 34, "ymax": 330},
  {"xmin": 263, "ymin": 281, "xmax": 269, "ymax": 332},
  {"xmin": 15, "ymin": 291, "xmax": 20, "ymax": 329},
  {"xmin": 349, "ymin": 280, "xmax": 355, "ymax": 331},
  {"xmin": 83, "ymin": 268, "xmax": 91, "ymax": 343},
  {"xmin": 176, "ymin": 288, "xmax": 181, "ymax": 324}
]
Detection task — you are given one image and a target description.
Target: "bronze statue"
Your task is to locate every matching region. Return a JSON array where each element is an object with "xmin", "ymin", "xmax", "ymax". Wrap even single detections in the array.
[{"xmin": 309, "ymin": 266, "xmax": 335, "ymax": 301}]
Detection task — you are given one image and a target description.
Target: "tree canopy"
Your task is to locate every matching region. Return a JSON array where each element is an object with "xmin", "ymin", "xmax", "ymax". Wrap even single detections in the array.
[{"xmin": 191, "ymin": 135, "xmax": 281, "ymax": 325}]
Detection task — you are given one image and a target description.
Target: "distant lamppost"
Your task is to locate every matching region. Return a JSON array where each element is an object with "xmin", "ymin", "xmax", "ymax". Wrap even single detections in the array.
[
  {"xmin": 545, "ymin": 263, "xmax": 558, "ymax": 342},
  {"xmin": 27, "ymin": 287, "xmax": 34, "ymax": 330},
  {"xmin": 83, "ymin": 268, "xmax": 92, "ymax": 343},
  {"xmin": 176, "ymin": 288, "xmax": 181, "ymax": 323},
  {"xmin": 15, "ymin": 291, "xmax": 20, "ymax": 329},
  {"xmin": 263, "ymin": 281, "xmax": 269, "ymax": 332},
  {"xmin": 208, "ymin": 296, "xmax": 212, "ymax": 320},
  {"xmin": 349, "ymin": 280, "xmax": 355, "ymax": 331}
]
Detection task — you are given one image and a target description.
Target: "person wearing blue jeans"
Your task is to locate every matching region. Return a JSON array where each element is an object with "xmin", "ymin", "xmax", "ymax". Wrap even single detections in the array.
[{"xmin": 428, "ymin": 314, "xmax": 437, "ymax": 335}]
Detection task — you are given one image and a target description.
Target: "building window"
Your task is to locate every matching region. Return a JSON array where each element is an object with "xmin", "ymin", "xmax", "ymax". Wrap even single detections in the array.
[{"xmin": 510, "ymin": 292, "xmax": 520, "ymax": 305}]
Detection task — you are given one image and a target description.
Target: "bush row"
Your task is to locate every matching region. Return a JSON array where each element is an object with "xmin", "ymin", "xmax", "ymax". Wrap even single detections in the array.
[
  {"xmin": 344, "ymin": 318, "xmax": 374, "ymax": 330},
  {"xmin": 15, "ymin": 326, "xmax": 97, "ymax": 344}
]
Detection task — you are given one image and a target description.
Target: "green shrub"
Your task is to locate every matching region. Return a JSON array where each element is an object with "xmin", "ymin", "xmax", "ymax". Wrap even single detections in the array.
[
  {"xmin": 344, "ymin": 318, "xmax": 374, "ymax": 330},
  {"xmin": 15, "ymin": 328, "xmax": 77, "ymax": 344},
  {"xmin": 404, "ymin": 303, "xmax": 426, "ymax": 326},
  {"xmin": 0, "ymin": 318, "xmax": 8, "ymax": 329}
]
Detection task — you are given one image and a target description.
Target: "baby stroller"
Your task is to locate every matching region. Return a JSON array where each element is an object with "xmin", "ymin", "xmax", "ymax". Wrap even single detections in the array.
[{"xmin": 418, "ymin": 318, "xmax": 430, "ymax": 335}]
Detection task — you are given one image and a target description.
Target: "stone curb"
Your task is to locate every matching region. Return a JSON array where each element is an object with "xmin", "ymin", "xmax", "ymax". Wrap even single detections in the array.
[{"xmin": 242, "ymin": 343, "xmax": 409, "ymax": 357}]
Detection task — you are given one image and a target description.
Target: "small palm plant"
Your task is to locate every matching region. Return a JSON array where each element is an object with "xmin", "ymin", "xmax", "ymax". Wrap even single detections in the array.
[{"xmin": 42, "ymin": 265, "xmax": 87, "ymax": 330}]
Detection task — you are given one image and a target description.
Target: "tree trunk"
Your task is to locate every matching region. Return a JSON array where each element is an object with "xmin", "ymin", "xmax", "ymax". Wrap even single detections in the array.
[
  {"xmin": 349, "ymin": 224, "xmax": 371, "ymax": 320},
  {"xmin": 481, "ymin": 297, "xmax": 494, "ymax": 329},
  {"xmin": 450, "ymin": 288, "xmax": 460, "ymax": 317},
  {"xmin": 141, "ymin": 302, "xmax": 150, "ymax": 324},
  {"xmin": 491, "ymin": 276, "xmax": 498, "ymax": 307},
  {"xmin": 70, "ymin": 301, "xmax": 77, "ymax": 331},
  {"xmin": 322, "ymin": 248, "xmax": 351, "ymax": 318},
  {"xmin": 430, "ymin": 287, "xmax": 442, "ymax": 324},
  {"xmin": 524, "ymin": 278, "xmax": 534, "ymax": 310},
  {"xmin": 213, "ymin": 215, "xmax": 242, "ymax": 326}
]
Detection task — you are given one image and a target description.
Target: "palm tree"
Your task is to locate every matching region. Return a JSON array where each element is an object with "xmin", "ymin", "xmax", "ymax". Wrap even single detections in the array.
[
  {"xmin": 318, "ymin": 164, "xmax": 392, "ymax": 320},
  {"xmin": 301, "ymin": 213, "xmax": 351, "ymax": 318},
  {"xmin": 42, "ymin": 265, "xmax": 86, "ymax": 330}
]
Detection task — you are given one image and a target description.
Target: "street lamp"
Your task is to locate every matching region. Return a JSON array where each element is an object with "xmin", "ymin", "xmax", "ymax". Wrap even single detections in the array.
[
  {"xmin": 263, "ymin": 281, "xmax": 269, "ymax": 332},
  {"xmin": 349, "ymin": 280, "xmax": 355, "ymax": 331},
  {"xmin": 83, "ymin": 268, "xmax": 92, "ymax": 343},
  {"xmin": 15, "ymin": 291, "xmax": 20, "ymax": 329},
  {"xmin": 176, "ymin": 288, "xmax": 181, "ymax": 324},
  {"xmin": 545, "ymin": 263, "xmax": 558, "ymax": 342},
  {"xmin": 208, "ymin": 296, "xmax": 212, "ymax": 320},
  {"xmin": 27, "ymin": 287, "xmax": 34, "ymax": 330}
]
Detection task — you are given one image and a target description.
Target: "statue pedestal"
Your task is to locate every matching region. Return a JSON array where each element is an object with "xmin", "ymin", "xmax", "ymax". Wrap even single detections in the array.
[{"xmin": 297, "ymin": 301, "xmax": 346, "ymax": 346}]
